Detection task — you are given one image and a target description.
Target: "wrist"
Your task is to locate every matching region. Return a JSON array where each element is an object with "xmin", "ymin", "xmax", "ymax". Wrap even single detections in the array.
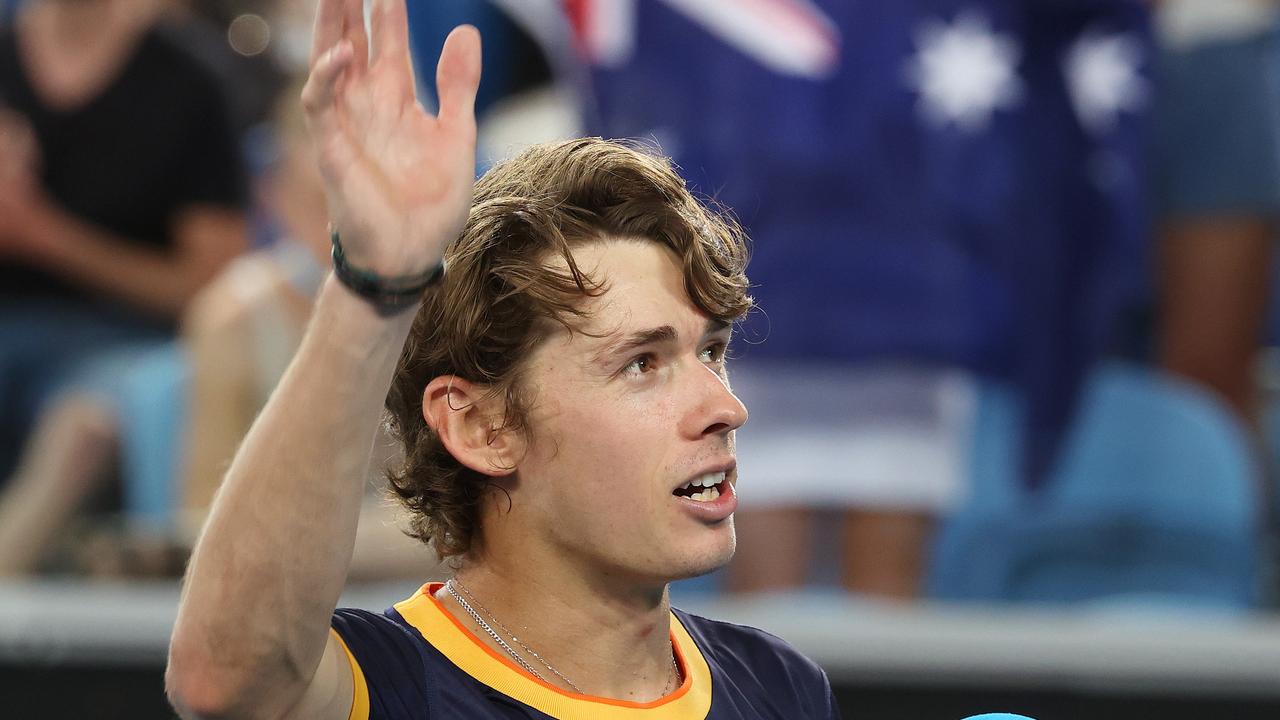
[
  {"xmin": 329, "ymin": 226, "xmax": 444, "ymax": 316},
  {"xmin": 317, "ymin": 273, "xmax": 420, "ymax": 343}
]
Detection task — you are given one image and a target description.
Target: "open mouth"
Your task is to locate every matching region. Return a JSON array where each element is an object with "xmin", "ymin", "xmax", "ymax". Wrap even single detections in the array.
[{"xmin": 673, "ymin": 471, "xmax": 728, "ymax": 502}]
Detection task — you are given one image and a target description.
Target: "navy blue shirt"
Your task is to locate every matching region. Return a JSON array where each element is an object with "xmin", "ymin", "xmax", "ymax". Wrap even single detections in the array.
[{"xmin": 331, "ymin": 583, "xmax": 840, "ymax": 719}]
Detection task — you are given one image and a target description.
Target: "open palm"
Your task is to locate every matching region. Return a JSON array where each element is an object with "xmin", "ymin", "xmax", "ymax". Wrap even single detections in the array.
[{"xmin": 302, "ymin": 0, "xmax": 481, "ymax": 276}]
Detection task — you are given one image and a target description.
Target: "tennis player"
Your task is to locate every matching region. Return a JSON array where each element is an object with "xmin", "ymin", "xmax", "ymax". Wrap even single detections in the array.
[{"xmin": 166, "ymin": 0, "xmax": 840, "ymax": 717}]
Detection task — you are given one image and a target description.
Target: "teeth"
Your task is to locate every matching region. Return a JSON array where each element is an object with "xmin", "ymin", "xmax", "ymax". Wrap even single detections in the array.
[
  {"xmin": 679, "ymin": 471, "xmax": 727, "ymax": 492},
  {"xmin": 687, "ymin": 486, "xmax": 722, "ymax": 502}
]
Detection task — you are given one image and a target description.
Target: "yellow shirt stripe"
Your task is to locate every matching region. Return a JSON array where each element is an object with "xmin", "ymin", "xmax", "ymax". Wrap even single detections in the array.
[
  {"xmin": 393, "ymin": 583, "xmax": 713, "ymax": 719},
  {"xmin": 331, "ymin": 627, "xmax": 371, "ymax": 720}
]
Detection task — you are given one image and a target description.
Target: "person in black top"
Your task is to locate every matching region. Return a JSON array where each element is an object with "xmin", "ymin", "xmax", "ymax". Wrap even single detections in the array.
[{"xmin": 0, "ymin": 0, "xmax": 246, "ymax": 573}]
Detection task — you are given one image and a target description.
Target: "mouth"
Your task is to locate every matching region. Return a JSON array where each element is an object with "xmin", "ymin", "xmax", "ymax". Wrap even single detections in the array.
[{"xmin": 672, "ymin": 465, "xmax": 734, "ymax": 503}]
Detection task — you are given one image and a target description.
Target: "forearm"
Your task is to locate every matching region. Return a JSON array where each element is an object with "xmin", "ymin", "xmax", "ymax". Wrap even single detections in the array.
[
  {"xmin": 169, "ymin": 275, "xmax": 415, "ymax": 716},
  {"xmin": 28, "ymin": 205, "xmax": 244, "ymax": 318}
]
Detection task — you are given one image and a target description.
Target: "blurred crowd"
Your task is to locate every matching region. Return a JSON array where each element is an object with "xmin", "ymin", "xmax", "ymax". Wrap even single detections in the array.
[{"xmin": 1, "ymin": 0, "xmax": 1279, "ymax": 614}]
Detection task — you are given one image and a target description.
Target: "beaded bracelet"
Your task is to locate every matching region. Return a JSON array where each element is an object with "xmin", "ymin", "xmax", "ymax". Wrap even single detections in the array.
[{"xmin": 329, "ymin": 226, "xmax": 445, "ymax": 316}]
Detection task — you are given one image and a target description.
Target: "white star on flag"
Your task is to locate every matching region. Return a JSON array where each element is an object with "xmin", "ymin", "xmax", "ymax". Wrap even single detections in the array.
[
  {"xmin": 1064, "ymin": 30, "xmax": 1148, "ymax": 136},
  {"xmin": 905, "ymin": 12, "xmax": 1022, "ymax": 132}
]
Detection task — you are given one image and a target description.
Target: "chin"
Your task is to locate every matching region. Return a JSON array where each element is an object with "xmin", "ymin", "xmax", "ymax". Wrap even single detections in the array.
[{"xmin": 666, "ymin": 521, "xmax": 736, "ymax": 581}]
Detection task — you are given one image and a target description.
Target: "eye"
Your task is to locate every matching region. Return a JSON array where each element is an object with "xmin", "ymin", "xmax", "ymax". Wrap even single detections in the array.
[
  {"xmin": 622, "ymin": 353, "xmax": 657, "ymax": 377},
  {"xmin": 699, "ymin": 341, "xmax": 728, "ymax": 365}
]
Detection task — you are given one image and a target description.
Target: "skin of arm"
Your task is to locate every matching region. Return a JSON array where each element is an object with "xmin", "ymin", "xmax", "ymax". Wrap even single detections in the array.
[
  {"xmin": 165, "ymin": 0, "xmax": 481, "ymax": 715},
  {"xmin": 178, "ymin": 259, "xmax": 443, "ymax": 581},
  {"xmin": 167, "ymin": 276, "xmax": 415, "ymax": 719}
]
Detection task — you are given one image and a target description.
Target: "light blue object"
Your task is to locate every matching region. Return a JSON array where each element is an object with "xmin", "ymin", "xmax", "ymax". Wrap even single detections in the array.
[
  {"xmin": 117, "ymin": 343, "xmax": 189, "ymax": 532},
  {"xmin": 929, "ymin": 362, "xmax": 1260, "ymax": 608},
  {"xmin": 961, "ymin": 715, "xmax": 1037, "ymax": 720}
]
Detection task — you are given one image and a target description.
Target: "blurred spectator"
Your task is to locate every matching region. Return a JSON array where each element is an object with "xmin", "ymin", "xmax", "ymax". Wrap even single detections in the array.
[
  {"xmin": 166, "ymin": 0, "xmax": 286, "ymax": 136},
  {"xmin": 578, "ymin": 1, "xmax": 1153, "ymax": 597},
  {"xmin": 1151, "ymin": 0, "xmax": 1280, "ymax": 427},
  {"xmin": 0, "ymin": 0, "xmax": 246, "ymax": 574},
  {"xmin": 178, "ymin": 84, "xmax": 325, "ymax": 528},
  {"xmin": 0, "ymin": 0, "xmax": 570, "ymax": 578}
]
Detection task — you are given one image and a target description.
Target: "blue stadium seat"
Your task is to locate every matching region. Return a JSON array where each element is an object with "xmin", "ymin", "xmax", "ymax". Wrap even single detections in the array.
[{"xmin": 928, "ymin": 362, "xmax": 1261, "ymax": 608}]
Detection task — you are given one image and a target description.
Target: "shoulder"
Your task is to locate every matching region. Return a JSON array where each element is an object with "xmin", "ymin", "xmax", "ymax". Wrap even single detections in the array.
[
  {"xmin": 673, "ymin": 608, "xmax": 839, "ymax": 718},
  {"xmin": 331, "ymin": 606, "xmax": 430, "ymax": 665},
  {"xmin": 675, "ymin": 607, "xmax": 824, "ymax": 676},
  {"xmin": 127, "ymin": 21, "xmax": 229, "ymax": 117},
  {"xmin": 331, "ymin": 607, "xmax": 434, "ymax": 718},
  {"xmin": 140, "ymin": 22, "xmax": 221, "ymax": 86}
]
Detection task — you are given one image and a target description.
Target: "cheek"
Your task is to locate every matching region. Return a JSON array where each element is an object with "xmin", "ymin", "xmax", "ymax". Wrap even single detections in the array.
[{"xmin": 548, "ymin": 390, "xmax": 678, "ymax": 490}]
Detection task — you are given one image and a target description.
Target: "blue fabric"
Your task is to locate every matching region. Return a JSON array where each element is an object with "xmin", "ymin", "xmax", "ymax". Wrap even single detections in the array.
[
  {"xmin": 331, "ymin": 605, "xmax": 839, "ymax": 718},
  {"xmin": 116, "ymin": 342, "xmax": 188, "ymax": 530},
  {"xmin": 928, "ymin": 362, "xmax": 1261, "ymax": 607},
  {"xmin": 586, "ymin": 0, "xmax": 1154, "ymax": 486},
  {"xmin": 1151, "ymin": 28, "xmax": 1280, "ymax": 218}
]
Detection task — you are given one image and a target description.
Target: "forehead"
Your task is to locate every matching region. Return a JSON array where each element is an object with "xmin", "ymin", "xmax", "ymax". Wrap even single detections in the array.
[{"xmin": 550, "ymin": 238, "xmax": 710, "ymax": 350}]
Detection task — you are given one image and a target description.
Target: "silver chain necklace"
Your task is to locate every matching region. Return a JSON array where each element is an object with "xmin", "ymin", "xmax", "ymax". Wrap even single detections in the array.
[{"xmin": 444, "ymin": 578, "xmax": 681, "ymax": 697}]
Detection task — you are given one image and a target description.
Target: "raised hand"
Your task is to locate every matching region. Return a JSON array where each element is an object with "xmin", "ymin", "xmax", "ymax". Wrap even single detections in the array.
[{"xmin": 302, "ymin": 0, "xmax": 481, "ymax": 277}]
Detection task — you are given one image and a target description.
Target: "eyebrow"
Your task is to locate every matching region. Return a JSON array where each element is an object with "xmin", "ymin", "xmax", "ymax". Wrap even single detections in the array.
[{"xmin": 592, "ymin": 318, "xmax": 732, "ymax": 367}]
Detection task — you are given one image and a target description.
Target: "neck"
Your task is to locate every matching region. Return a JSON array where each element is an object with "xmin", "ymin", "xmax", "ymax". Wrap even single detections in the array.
[{"xmin": 438, "ymin": 554, "xmax": 678, "ymax": 702}]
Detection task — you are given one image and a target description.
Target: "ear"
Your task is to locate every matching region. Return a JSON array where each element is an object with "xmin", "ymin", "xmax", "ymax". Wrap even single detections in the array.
[{"xmin": 422, "ymin": 376, "xmax": 522, "ymax": 477}]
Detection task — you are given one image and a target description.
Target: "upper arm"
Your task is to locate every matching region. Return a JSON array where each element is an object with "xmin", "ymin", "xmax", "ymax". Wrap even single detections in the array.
[{"xmin": 282, "ymin": 631, "xmax": 361, "ymax": 720}]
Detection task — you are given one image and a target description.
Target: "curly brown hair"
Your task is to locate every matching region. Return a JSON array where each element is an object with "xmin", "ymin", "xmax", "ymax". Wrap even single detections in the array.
[{"xmin": 383, "ymin": 138, "xmax": 752, "ymax": 559}]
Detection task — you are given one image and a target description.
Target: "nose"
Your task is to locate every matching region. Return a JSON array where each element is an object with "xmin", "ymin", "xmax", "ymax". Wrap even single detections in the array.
[{"xmin": 682, "ymin": 362, "xmax": 749, "ymax": 439}]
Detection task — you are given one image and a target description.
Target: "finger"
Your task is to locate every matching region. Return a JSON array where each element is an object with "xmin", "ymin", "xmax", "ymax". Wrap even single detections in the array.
[
  {"xmin": 310, "ymin": 0, "xmax": 345, "ymax": 65},
  {"xmin": 301, "ymin": 41, "xmax": 355, "ymax": 144},
  {"xmin": 436, "ymin": 25, "xmax": 482, "ymax": 128},
  {"xmin": 369, "ymin": 0, "xmax": 408, "ymax": 64},
  {"xmin": 370, "ymin": 0, "xmax": 415, "ymax": 97},
  {"xmin": 341, "ymin": 0, "xmax": 370, "ymax": 72}
]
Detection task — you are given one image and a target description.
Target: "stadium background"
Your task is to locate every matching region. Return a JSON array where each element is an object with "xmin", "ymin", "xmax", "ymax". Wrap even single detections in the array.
[{"xmin": 5, "ymin": 0, "xmax": 1280, "ymax": 718}]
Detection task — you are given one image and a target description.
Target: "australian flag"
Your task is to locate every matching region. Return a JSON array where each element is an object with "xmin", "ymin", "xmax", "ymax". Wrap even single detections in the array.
[{"xmin": 574, "ymin": 0, "xmax": 1154, "ymax": 487}]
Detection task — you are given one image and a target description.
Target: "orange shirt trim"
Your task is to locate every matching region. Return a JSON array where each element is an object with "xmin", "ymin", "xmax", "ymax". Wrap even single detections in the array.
[{"xmin": 392, "ymin": 582, "xmax": 713, "ymax": 719}]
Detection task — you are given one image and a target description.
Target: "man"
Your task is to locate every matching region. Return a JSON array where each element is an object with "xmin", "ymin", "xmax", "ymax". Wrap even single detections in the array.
[{"xmin": 166, "ymin": 0, "xmax": 839, "ymax": 717}]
